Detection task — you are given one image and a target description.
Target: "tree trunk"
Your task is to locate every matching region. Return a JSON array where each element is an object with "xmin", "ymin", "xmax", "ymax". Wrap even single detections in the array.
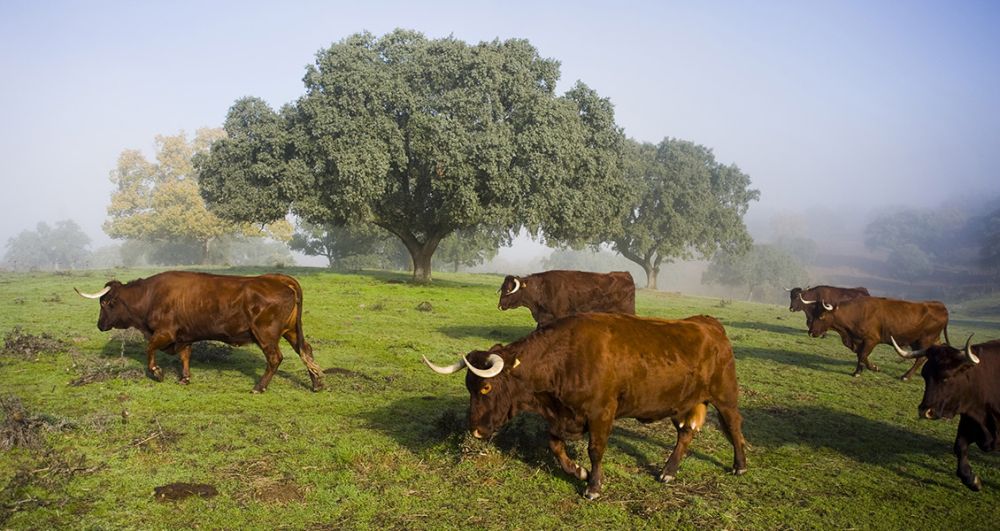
[
  {"xmin": 411, "ymin": 246, "xmax": 435, "ymax": 283},
  {"xmin": 199, "ymin": 238, "xmax": 212, "ymax": 265},
  {"xmin": 643, "ymin": 264, "xmax": 659, "ymax": 290}
]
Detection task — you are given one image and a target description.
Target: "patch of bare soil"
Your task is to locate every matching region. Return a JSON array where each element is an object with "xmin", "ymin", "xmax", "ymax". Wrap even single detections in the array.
[
  {"xmin": 2, "ymin": 327, "xmax": 67, "ymax": 360},
  {"xmin": 153, "ymin": 482, "xmax": 218, "ymax": 502},
  {"xmin": 217, "ymin": 459, "xmax": 308, "ymax": 505}
]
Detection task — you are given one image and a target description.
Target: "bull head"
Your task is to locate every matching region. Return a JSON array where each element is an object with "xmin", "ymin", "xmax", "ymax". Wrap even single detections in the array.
[{"xmin": 422, "ymin": 354, "xmax": 506, "ymax": 378}]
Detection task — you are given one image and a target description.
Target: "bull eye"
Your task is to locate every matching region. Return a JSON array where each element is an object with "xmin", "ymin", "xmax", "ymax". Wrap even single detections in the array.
[{"xmin": 480, "ymin": 383, "xmax": 492, "ymax": 395}]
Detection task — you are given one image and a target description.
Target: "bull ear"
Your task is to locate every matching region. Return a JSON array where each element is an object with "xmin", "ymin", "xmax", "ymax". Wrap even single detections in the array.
[{"xmin": 489, "ymin": 343, "xmax": 504, "ymax": 352}]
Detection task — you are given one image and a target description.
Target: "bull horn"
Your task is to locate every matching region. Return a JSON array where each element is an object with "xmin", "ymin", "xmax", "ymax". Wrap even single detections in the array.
[
  {"xmin": 891, "ymin": 336, "xmax": 926, "ymax": 359},
  {"xmin": 799, "ymin": 294, "xmax": 816, "ymax": 305},
  {"xmin": 962, "ymin": 334, "xmax": 980, "ymax": 365},
  {"xmin": 507, "ymin": 278, "xmax": 521, "ymax": 295},
  {"xmin": 74, "ymin": 286, "xmax": 111, "ymax": 299},
  {"xmin": 463, "ymin": 353, "xmax": 505, "ymax": 378},
  {"xmin": 784, "ymin": 287, "xmax": 793, "ymax": 292},
  {"xmin": 822, "ymin": 301, "xmax": 834, "ymax": 311},
  {"xmin": 421, "ymin": 355, "xmax": 467, "ymax": 375}
]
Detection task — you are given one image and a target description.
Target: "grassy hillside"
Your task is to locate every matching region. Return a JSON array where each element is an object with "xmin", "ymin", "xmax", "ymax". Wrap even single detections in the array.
[{"xmin": 1, "ymin": 268, "xmax": 998, "ymax": 529}]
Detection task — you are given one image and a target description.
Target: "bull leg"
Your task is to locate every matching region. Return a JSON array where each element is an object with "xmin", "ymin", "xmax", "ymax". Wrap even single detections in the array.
[
  {"xmin": 660, "ymin": 420, "xmax": 697, "ymax": 483},
  {"xmin": 253, "ymin": 344, "xmax": 283, "ymax": 394},
  {"xmin": 549, "ymin": 434, "xmax": 588, "ymax": 481},
  {"xmin": 282, "ymin": 330, "xmax": 323, "ymax": 392},
  {"xmin": 852, "ymin": 341, "xmax": 877, "ymax": 376},
  {"xmin": 583, "ymin": 413, "xmax": 615, "ymax": 500},
  {"xmin": 144, "ymin": 334, "xmax": 174, "ymax": 382},
  {"xmin": 955, "ymin": 421, "xmax": 982, "ymax": 491},
  {"xmin": 900, "ymin": 356, "xmax": 927, "ymax": 381},
  {"xmin": 177, "ymin": 343, "xmax": 192, "ymax": 384},
  {"xmin": 713, "ymin": 403, "xmax": 748, "ymax": 475}
]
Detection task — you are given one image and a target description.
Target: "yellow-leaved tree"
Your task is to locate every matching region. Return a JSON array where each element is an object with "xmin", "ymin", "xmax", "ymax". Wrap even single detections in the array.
[{"xmin": 104, "ymin": 129, "xmax": 291, "ymax": 264}]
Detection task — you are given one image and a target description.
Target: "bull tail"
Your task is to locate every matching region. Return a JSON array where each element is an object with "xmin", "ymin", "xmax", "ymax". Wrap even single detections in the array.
[
  {"xmin": 293, "ymin": 281, "xmax": 306, "ymax": 355},
  {"xmin": 942, "ymin": 325, "xmax": 950, "ymax": 346}
]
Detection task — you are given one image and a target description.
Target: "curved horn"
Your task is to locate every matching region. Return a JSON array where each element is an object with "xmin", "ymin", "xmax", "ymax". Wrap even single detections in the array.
[
  {"xmin": 962, "ymin": 334, "xmax": 980, "ymax": 365},
  {"xmin": 784, "ymin": 287, "xmax": 793, "ymax": 292},
  {"xmin": 507, "ymin": 278, "xmax": 521, "ymax": 295},
  {"xmin": 421, "ymin": 355, "xmax": 467, "ymax": 375},
  {"xmin": 822, "ymin": 301, "xmax": 834, "ymax": 311},
  {"xmin": 463, "ymin": 353, "xmax": 505, "ymax": 378},
  {"xmin": 74, "ymin": 286, "xmax": 111, "ymax": 299},
  {"xmin": 799, "ymin": 294, "xmax": 816, "ymax": 305},
  {"xmin": 891, "ymin": 336, "xmax": 926, "ymax": 359}
]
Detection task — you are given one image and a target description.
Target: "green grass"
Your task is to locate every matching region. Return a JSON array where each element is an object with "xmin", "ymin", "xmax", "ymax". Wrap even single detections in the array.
[{"xmin": 1, "ymin": 268, "xmax": 998, "ymax": 529}]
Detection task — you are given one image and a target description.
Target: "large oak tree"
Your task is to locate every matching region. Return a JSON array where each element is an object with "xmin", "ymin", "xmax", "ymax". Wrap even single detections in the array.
[
  {"xmin": 196, "ymin": 30, "xmax": 630, "ymax": 283},
  {"xmin": 613, "ymin": 138, "xmax": 759, "ymax": 289}
]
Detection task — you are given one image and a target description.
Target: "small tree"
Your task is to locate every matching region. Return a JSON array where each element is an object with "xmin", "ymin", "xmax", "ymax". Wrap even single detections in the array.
[
  {"xmin": 104, "ymin": 129, "xmax": 286, "ymax": 264},
  {"xmin": 613, "ymin": 138, "xmax": 759, "ymax": 289},
  {"xmin": 290, "ymin": 222, "xmax": 400, "ymax": 269},
  {"xmin": 434, "ymin": 228, "xmax": 500, "ymax": 272}
]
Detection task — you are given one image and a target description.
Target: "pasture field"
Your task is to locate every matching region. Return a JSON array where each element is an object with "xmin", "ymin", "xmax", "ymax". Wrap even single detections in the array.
[{"xmin": 1, "ymin": 268, "xmax": 999, "ymax": 530}]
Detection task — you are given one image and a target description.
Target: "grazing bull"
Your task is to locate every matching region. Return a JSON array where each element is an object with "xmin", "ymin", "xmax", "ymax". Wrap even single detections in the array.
[
  {"xmin": 808, "ymin": 296, "xmax": 948, "ymax": 380},
  {"xmin": 422, "ymin": 312, "xmax": 747, "ymax": 500},
  {"xmin": 892, "ymin": 335, "xmax": 999, "ymax": 491},
  {"xmin": 787, "ymin": 285, "xmax": 870, "ymax": 332},
  {"xmin": 497, "ymin": 270, "xmax": 635, "ymax": 328},
  {"xmin": 75, "ymin": 271, "xmax": 323, "ymax": 393}
]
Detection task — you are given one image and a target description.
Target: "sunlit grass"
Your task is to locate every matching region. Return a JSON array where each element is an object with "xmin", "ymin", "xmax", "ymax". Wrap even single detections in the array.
[{"xmin": 1, "ymin": 268, "xmax": 998, "ymax": 529}]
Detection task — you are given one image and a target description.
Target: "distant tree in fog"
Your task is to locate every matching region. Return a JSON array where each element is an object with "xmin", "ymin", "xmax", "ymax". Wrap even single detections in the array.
[
  {"xmin": 981, "ymin": 207, "xmax": 1000, "ymax": 279},
  {"xmin": 435, "ymin": 228, "xmax": 500, "ymax": 272},
  {"xmin": 775, "ymin": 236, "xmax": 818, "ymax": 265},
  {"xmin": 3, "ymin": 220, "xmax": 90, "ymax": 271},
  {"xmin": 612, "ymin": 138, "xmax": 758, "ymax": 289},
  {"xmin": 289, "ymin": 222, "xmax": 408, "ymax": 270},
  {"xmin": 196, "ymin": 30, "xmax": 630, "ymax": 283},
  {"xmin": 104, "ymin": 129, "xmax": 290, "ymax": 265},
  {"xmin": 703, "ymin": 244, "xmax": 808, "ymax": 302},
  {"xmin": 888, "ymin": 243, "xmax": 933, "ymax": 280},
  {"xmin": 542, "ymin": 247, "xmax": 637, "ymax": 275}
]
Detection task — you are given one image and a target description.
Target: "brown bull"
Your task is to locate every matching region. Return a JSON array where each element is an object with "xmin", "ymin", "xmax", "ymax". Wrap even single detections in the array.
[
  {"xmin": 893, "ymin": 335, "xmax": 999, "ymax": 491},
  {"xmin": 497, "ymin": 270, "xmax": 635, "ymax": 327},
  {"xmin": 787, "ymin": 285, "xmax": 870, "ymax": 331},
  {"xmin": 76, "ymin": 271, "xmax": 323, "ymax": 393},
  {"xmin": 808, "ymin": 296, "xmax": 948, "ymax": 380},
  {"xmin": 423, "ymin": 312, "xmax": 747, "ymax": 500}
]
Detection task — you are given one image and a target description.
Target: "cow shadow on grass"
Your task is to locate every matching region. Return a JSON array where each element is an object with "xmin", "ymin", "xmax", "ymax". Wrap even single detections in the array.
[
  {"xmin": 737, "ymin": 346, "xmax": 856, "ymax": 375},
  {"xmin": 436, "ymin": 324, "xmax": 534, "ymax": 344},
  {"xmin": 724, "ymin": 320, "xmax": 806, "ymax": 336},
  {"xmin": 97, "ymin": 337, "xmax": 316, "ymax": 391},
  {"xmin": 742, "ymin": 403, "xmax": 1000, "ymax": 490},
  {"xmin": 357, "ymin": 395, "xmax": 733, "ymax": 488}
]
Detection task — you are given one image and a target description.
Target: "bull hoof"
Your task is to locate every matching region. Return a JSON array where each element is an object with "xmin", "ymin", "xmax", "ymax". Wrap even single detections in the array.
[
  {"xmin": 852, "ymin": 372, "xmax": 861, "ymax": 378},
  {"xmin": 900, "ymin": 375, "xmax": 910, "ymax": 382},
  {"xmin": 574, "ymin": 465, "xmax": 589, "ymax": 481},
  {"xmin": 148, "ymin": 367, "xmax": 164, "ymax": 382},
  {"xmin": 965, "ymin": 475, "xmax": 982, "ymax": 492},
  {"xmin": 583, "ymin": 488, "xmax": 601, "ymax": 501},
  {"xmin": 869, "ymin": 365, "xmax": 880, "ymax": 372},
  {"xmin": 178, "ymin": 377, "xmax": 190, "ymax": 385},
  {"xmin": 251, "ymin": 387, "xmax": 266, "ymax": 394},
  {"xmin": 658, "ymin": 473, "xmax": 675, "ymax": 483},
  {"xmin": 311, "ymin": 382, "xmax": 324, "ymax": 392},
  {"xmin": 733, "ymin": 468, "xmax": 748, "ymax": 476}
]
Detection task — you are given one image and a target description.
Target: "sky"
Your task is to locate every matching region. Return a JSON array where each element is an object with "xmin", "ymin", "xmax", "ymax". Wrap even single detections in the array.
[{"xmin": 1, "ymin": 0, "xmax": 998, "ymax": 257}]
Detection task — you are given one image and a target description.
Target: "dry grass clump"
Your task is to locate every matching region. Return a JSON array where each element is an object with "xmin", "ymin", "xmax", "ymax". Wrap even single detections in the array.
[
  {"xmin": 0, "ymin": 395, "xmax": 72, "ymax": 451},
  {"xmin": 2, "ymin": 327, "xmax": 67, "ymax": 360}
]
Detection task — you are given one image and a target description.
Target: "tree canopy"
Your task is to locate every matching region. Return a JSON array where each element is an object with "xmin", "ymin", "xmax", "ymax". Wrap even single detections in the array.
[
  {"xmin": 104, "ymin": 129, "xmax": 289, "ymax": 264},
  {"xmin": 196, "ymin": 29, "xmax": 630, "ymax": 282},
  {"xmin": 612, "ymin": 138, "xmax": 759, "ymax": 289}
]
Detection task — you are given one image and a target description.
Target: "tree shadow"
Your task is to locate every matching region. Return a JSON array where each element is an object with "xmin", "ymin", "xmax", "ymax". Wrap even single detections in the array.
[
  {"xmin": 725, "ymin": 320, "xmax": 807, "ymax": 336},
  {"xmin": 97, "ymin": 336, "xmax": 315, "ymax": 391},
  {"xmin": 436, "ymin": 324, "xmax": 534, "ymax": 344},
  {"xmin": 737, "ymin": 346, "xmax": 856, "ymax": 375}
]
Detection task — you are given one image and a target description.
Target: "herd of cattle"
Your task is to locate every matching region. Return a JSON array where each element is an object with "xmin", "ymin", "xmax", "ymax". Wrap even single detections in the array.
[{"xmin": 73, "ymin": 269, "xmax": 997, "ymax": 498}]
